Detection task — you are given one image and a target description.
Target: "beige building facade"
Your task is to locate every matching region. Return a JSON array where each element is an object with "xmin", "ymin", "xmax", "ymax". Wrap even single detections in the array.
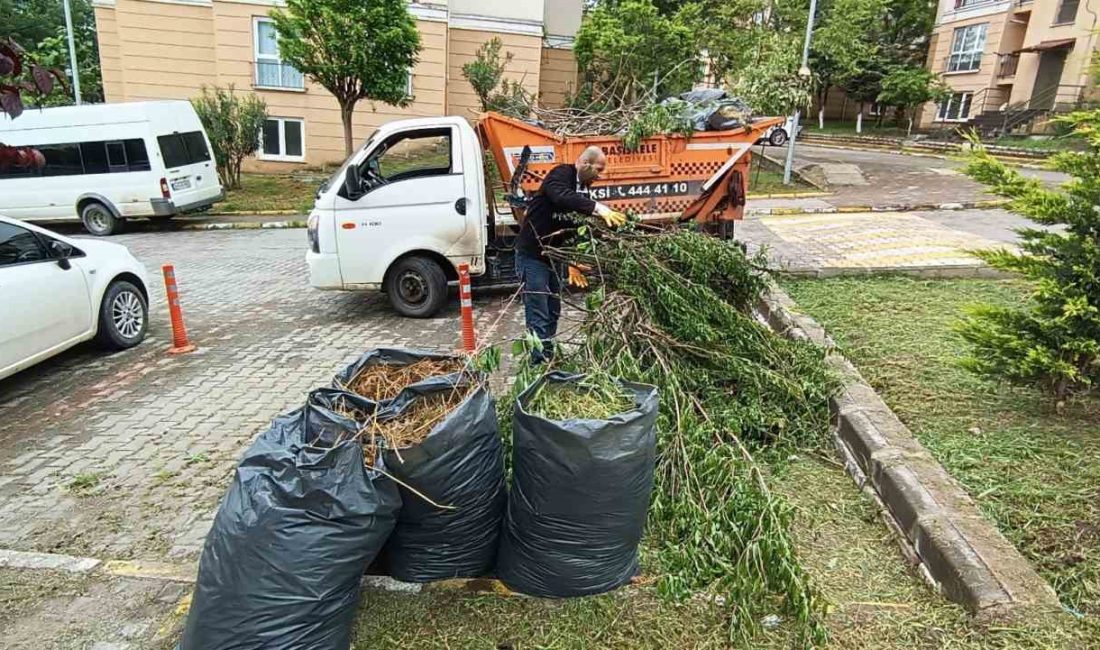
[
  {"xmin": 919, "ymin": 0, "xmax": 1100, "ymax": 130},
  {"xmin": 92, "ymin": 0, "xmax": 583, "ymax": 169}
]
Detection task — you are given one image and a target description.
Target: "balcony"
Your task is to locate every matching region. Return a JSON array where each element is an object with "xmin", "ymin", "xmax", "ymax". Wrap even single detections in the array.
[
  {"xmin": 997, "ymin": 53, "xmax": 1019, "ymax": 78},
  {"xmin": 254, "ymin": 61, "xmax": 305, "ymax": 91}
]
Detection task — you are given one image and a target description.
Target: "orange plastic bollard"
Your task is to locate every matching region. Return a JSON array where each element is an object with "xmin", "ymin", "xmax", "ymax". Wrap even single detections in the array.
[
  {"xmin": 162, "ymin": 264, "xmax": 197, "ymax": 355},
  {"xmin": 458, "ymin": 263, "xmax": 476, "ymax": 353}
]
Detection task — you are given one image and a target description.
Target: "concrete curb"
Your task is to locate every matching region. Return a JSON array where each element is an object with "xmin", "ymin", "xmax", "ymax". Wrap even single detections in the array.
[
  {"xmin": 794, "ymin": 137, "xmax": 1051, "ymax": 169},
  {"xmin": 778, "ymin": 264, "xmax": 1011, "ymax": 280},
  {"xmin": 756, "ymin": 283, "xmax": 1061, "ymax": 617},
  {"xmin": 745, "ymin": 198, "xmax": 1008, "ymax": 217},
  {"xmin": 178, "ymin": 220, "xmax": 307, "ymax": 231}
]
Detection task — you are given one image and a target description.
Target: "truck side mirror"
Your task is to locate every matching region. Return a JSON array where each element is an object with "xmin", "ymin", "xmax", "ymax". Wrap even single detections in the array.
[{"xmin": 344, "ymin": 165, "xmax": 363, "ymax": 200}]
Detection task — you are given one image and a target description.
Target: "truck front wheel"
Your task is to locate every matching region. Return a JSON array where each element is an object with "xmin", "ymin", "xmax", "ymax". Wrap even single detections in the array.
[{"xmin": 385, "ymin": 256, "xmax": 449, "ymax": 318}]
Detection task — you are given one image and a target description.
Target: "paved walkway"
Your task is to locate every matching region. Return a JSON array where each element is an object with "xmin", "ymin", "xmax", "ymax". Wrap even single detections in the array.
[
  {"xmin": 764, "ymin": 143, "xmax": 1067, "ymax": 209},
  {"xmin": 738, "ymin": 207, "xmax": 1030, "ymax": 273}
]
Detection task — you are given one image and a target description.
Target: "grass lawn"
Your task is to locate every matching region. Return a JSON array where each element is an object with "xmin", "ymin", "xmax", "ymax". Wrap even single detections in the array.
[
  {"xmin": 350, "ymin": 453, "xmax": 1096, "ymax": 648},
  {"xmin": 783, "ymin": 276, "xmax": 1100, "ymax": 618},
  {"xmin": 748, "ymin": 167, "xmax": 815, "ymax": 195},
  {"xmin": 808, "ymin": 120, "xmax": 910, "ymax": 138},
  {"xmin": 216, "ymin": 173, "xmax": 319, "ymax": 214},
  {"xmin": 993, "ymin": 136, "xmax": 1086, "ymax": 153}
]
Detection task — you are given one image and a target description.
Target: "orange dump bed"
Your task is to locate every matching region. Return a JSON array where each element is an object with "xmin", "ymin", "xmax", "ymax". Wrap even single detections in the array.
[{"xmin": 477, "ymin": 111, "xmax": 784, "ymax": 232}]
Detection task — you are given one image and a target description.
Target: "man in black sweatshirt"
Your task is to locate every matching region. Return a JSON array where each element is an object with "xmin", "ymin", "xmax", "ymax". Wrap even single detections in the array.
[{"xmin": 514, "ymin": 145, "xmax": 626, "ymax": 363}]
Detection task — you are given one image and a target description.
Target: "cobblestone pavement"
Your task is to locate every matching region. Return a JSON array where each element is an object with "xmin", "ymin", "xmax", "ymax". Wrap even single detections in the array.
[
  {"xmin": 737, "ymin": 207, "xmax": 1032, "ymax": 272},
  {"xmin": 0, "ymin": 229, "xmax": 526, "ymax": 565}
]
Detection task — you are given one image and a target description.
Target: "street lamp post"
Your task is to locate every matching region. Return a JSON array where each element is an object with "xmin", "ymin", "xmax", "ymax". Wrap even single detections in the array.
[
  {"xmin": 63, "ymin": 0, "xmax": 82, "ymax": 105},
  {"xmin": 783, "ymin": 0, "xmax": 818, "ymax": 185}
]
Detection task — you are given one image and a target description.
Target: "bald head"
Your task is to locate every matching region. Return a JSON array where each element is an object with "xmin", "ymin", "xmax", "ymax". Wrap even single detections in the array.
[{"xmin": 576, "ymin": 146, "xmax": 607, "ymax": 185}]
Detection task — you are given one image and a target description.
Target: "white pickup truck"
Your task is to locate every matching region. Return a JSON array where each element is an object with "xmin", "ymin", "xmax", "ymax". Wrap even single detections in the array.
[
  {"xmin": 306, "ymin": 112, "xmax": 778, "ymax": 317},
  {"xmin": 307, "ymin": 116, "xmax": 511, "ymax": 318}
]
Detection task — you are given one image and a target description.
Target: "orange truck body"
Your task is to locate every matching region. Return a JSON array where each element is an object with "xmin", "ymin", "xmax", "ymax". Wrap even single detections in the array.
[{"xmin": 476, "ymin": 112, "xmax": 785, "ymax": 233}]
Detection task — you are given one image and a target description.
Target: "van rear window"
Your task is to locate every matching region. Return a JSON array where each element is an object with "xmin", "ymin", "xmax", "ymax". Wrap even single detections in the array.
[{"xmin": 158, "ymin": 131, "xmax": 211, "ymax": 168}]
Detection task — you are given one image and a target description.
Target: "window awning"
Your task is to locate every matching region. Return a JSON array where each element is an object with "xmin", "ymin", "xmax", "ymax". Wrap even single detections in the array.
[{"xmin": 1014, "ymin": 38, "xmax": 1076, "ymax": 53}]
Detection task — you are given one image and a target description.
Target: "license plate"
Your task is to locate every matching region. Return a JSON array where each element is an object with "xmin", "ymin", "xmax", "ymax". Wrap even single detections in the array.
[
  {"xmin": 170, "ymin": 178, "xmax": 192, "ymax": 191},
  {"xmin": 589, "ymin": 181, "xmax": 700, "ymax": 201}
]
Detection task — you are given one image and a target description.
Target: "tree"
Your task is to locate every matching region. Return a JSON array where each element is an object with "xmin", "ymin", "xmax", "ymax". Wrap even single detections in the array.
[
  {"xmin": 730, "ymin": 32, "xmax": 810, "ymax": 116},
  {"xmin": 192, "ymin": 85, "xmax": 268, "ymax": 190},
  {"xmin": 809, "ymin": 0, "xmax": 884, "ymax": 128},
  {"xmin": 1, "ymin": 38, "xmax": 63, "ymax": 170},
  {"xmin": 574, "ymin": 0, "xmax": 699, "ymax": 105},
  {"xmin": 958, "ymin": 117, "xmax": 1100, "ymax": 400},
  {"xmin": 269, "ymin": 0, "xmax": 420, "ymax": 155},
  {"xmin": 463, "ymin": 38, "xmax": 510, "ymax": 111},
  {"xmin": 877, "ymin": 66, "xmax": 949, "ymax": 135},
  {"xmin": 460, "ymin": 37, "xmax": 534, "ymax": 118},
  {"xmin": 3, "ymin": 0, "xmax": 102, "ymax": 105}
]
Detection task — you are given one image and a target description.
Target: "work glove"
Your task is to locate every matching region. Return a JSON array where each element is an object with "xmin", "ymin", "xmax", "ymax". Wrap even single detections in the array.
[
  {"xmin": 567, "ymin": 265, "xmax": 589, "ymax": 289},
  {"xmin": 594, "ymin": 203, "xmax": 627, "ymax": 228}
]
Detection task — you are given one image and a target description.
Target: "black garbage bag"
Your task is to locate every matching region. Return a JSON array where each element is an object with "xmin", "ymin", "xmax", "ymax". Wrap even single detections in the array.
[
  {"xmin": 373, "ymin": 373, "xmax": 506, "ymax": 582},
  {"xmin": 178, "ymin": 402, "xmax": 400, "ymax": 650},
  {"xmin": 496, "ymin": 371, "xmax": 659, "ymax": 598},
  {"xmin": 332, "ymin": 347, "xmax": 461, "ymax": 396}
]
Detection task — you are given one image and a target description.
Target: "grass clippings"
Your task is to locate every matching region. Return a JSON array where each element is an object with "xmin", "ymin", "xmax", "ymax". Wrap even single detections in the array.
[
  {"xmin": 375, "ymin": 385, "xmax": 475, "ymax": 450},
  {"xmin": 526, "ymin": 378, "xmax": 635, "ymax": 421}
]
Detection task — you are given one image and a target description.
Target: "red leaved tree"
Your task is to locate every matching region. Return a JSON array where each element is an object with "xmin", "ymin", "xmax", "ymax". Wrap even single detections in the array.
[{"xmin": 1, "ymin": 38, "xmax": 66, "ymax": 170}]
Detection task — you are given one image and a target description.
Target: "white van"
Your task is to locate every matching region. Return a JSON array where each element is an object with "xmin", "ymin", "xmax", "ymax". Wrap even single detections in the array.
[{"xmin": 0, "ymin": 101, "xmax": 224, "ymax": 236}]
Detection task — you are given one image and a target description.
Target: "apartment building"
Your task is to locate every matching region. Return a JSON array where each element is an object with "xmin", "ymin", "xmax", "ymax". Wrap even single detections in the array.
[
  {"xmin": 920, "ymin": 0, "xmax": 1100, "ymax": 131},
  {"xmin": 92, "ymin": 0, "xmax": 583, "ymax": 169}
]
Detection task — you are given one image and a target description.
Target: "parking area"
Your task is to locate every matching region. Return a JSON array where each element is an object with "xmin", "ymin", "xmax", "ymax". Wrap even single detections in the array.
[{"xmin": 0, "ymin": 228, "xmax": 525, "ymax": 564}]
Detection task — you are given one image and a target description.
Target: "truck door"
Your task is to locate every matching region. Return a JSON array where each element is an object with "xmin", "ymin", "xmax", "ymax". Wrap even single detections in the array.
[{"xmin": 333, "ymin": 126, "xmax": 466, "ymax": 284}]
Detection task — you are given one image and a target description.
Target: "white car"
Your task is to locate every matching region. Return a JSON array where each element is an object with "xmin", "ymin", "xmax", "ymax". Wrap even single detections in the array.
[
  {"xmin": 0, "ymin": 216, "xmax": 150, "ymax": 381},
  {"xmin": 757, "ymin": 117, "xmax": 801, "ymax": 146}
]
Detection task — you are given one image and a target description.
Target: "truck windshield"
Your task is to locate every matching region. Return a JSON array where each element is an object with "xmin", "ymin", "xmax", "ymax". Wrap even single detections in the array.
[{"xmin": 320, "ymin": 129, "xmax": 378, "ymax": 195}]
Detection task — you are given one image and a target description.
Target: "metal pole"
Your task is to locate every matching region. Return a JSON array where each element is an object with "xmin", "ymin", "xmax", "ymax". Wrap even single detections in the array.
[
  {"xmin": 783, "ymin": 0, "xmax": 818, "ymax": 185},
  {"xmin": 63, "ymin": 0, "xmax": 82, "ymax": 105}
]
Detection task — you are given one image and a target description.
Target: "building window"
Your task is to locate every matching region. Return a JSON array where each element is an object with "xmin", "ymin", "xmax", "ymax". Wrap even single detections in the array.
[
  {"xmin": 254, "ymin": 18, "xmax": 304, "ymax": 90},
  {"xmin": 867, "ymin": 102, "xmax": 885, "ymax": 116},
  {"xmin": 936, "ymin": 92, "xmax": 973, "ymax": 122},
  {"xmin": 259, "ymin": 117, "xmax": 305, "ymax": 162},
  {"xmin": 947, "ymin": 24, "xmax": 987, "ymax": 73},
  {"xmin": 1055, "ymin": 0, "xmax": 1079, "ymax": 24}
]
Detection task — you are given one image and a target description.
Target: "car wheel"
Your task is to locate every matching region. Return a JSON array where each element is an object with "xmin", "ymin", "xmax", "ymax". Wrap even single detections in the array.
[
  {"xmin": 81, "ymin": 201, "xmax": 123, "ymax": 236},
  {"xmin": 386, "ymin": 256, "xmax": 448, "ymax": 318},
  {"xmin": 769, "ymin": 129, "xmax": 789, "ymax": 146},
  {"xmin": 95, "ymin": 280, "xmax": 148, "ymax": 350}
]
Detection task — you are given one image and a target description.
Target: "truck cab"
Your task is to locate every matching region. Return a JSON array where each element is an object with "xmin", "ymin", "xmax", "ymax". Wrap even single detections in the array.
[{"xmin": 306, "ymin": 116, "xmax": 499, "ymax": 317}]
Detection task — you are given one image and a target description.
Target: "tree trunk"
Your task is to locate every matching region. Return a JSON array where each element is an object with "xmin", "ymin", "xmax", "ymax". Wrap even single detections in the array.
[
  {"xmin": 907, "ymin": 116, "xmax": 913, "ymax": 137},
  {"xmin": 341, "ymin": 101, "xmax": 355, "ymax": 156},
  {"xmin": 856, "ymin": 108, "xmax": 863, "ymax": 134},
  {"xmin": 818, "ymin": 108, "xmax": 825, "ymax": 130}
]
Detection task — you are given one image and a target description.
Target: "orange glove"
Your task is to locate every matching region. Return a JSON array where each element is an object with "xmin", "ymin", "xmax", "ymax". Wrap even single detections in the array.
[{"xmin": 567, "ymin": 265, "xmax": 589, "ymax": 288}]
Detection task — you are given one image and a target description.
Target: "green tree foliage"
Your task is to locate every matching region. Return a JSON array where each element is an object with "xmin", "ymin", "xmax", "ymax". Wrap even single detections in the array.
[
  {"xmin": 269, "ymin": 0, "xmax": 420, "ymax": 155},
  {"xmin": 959, "ymin": 117, "xmax": 1100, "ymax": 400},
  {"xmin": 574, "ymin": 0, "xmax": 699, "ymax": 104},
  {"xmin": 877, "ymin": 66, "xmax": 949, "ymax": 135},
  {"xmin": 2, "ymin": 0, "xmax": 102, "ymax": 104},
  {"xmin": 191, "ymin": 85, "xmax": 268, "ymax": 190},
  {"xmin": 729, "ymin": 32, "xmax": 811, "ymax": 115},
  {"xmin": 460, "ymin": 37, "xmax": 533, "ymax": 118},
  {"xmin": 809, "ymin": 0, "xmax": 883, "ymax": 120}
]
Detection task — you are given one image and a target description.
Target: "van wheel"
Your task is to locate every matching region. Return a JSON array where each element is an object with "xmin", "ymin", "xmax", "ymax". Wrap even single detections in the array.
[
  {"xmin": 769, "ymin": 129, "xmax": 789, "ymax": 146},
  {"xmin": 386, "ymin": 256, "xmax": 448, "ymax": 318},
  {"xmin": 95, "ymin": 280, "xmax": 148, "ymax": 350},
  {"xmin": 81, "ymin": 202, "xmax": 123, "ymax": 236}
]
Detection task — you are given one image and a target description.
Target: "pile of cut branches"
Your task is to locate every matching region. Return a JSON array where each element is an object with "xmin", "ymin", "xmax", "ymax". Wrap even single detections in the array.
[
  {"xmin": 340, "ymin": 358, "xmax": 465, "ymax": 402},
  {"xmin": 535, "ymin": 228, "xmax": 837, "ymax": 644}
]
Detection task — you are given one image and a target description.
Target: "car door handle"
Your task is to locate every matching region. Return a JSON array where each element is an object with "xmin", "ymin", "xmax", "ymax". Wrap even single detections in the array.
[{"xmin": 455, "ymin": 198, "xmax": 467, "ymax": 215}]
